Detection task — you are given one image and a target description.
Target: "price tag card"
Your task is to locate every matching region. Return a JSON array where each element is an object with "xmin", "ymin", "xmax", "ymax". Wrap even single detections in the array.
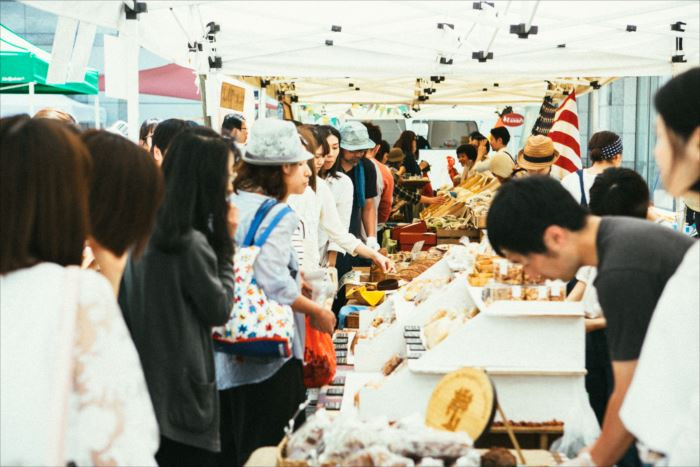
[
  {"xmin": 410, "ymin": 240, "xmax": 426, "ymax": 260},
  {"xmin": 326, "ymin": 387, "xmax": 344, "ymax": 396},
  {"xmin": 331, "ymin": 375, "xmax": 346, "ymax": 386}
]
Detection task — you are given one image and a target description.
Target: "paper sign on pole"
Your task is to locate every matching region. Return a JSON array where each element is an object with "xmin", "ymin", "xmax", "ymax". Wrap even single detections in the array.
[
  {"xmin": 220, "ymin": 82, "xmax": 245, "ymax": 112},
  {"xmin": 103, "ymin": 34, "xmax": 128, "ymax": 100},
  {"xmin": 46, "ymin": 16, "xmax": 78, "ymax": 84},
  {"xmin": 67, "ymin": 22, "xmax": 96, "ymax": 83}
]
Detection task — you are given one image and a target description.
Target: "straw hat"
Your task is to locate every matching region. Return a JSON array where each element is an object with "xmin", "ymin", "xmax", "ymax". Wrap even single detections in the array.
[
  {"xmin": 490, "ymin": 152, "xmax": 515, "ymax": 178},
  {"xmin": 517, "ymin": 135, "xmax": 560, "ymax": 170},
  {"xmin": 387, "ymin": 148, "xmax": 405, "ymax": 163}
]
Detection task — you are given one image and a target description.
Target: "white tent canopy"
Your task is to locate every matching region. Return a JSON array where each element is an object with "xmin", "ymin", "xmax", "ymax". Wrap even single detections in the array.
[
  {"xmin": 22, "ymin": 0, "xmax": 699, "ymax": 107},
  {"xmin": 24, "ymin": 1, "xmax": 700, "ymax": 75}
]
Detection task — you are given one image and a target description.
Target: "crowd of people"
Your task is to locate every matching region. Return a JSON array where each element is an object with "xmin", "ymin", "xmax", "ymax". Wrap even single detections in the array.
[
  {"xmin": 0, "ymin": 67, "xmax": 697, "ymax": 467},
  {"xmin": 487, "ymin": 68, "xmax": 699, "ymax": 467}
]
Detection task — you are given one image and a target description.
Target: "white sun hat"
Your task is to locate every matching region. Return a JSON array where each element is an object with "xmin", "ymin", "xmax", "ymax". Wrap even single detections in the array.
[{"xmin": 242, "ymin": 119, "xmax": 313, "ymax": 165}]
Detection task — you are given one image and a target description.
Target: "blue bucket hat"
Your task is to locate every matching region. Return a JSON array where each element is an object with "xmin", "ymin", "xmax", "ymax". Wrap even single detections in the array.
[{"xmin": 339, "ymin": 121, "xmax": 376, "ymax": 151}]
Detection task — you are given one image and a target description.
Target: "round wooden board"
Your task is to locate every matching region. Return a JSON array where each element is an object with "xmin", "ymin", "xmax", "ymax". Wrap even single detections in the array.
[{"xmin": 425, "ymin": 367, "xmax": 496, "ymax": 442}]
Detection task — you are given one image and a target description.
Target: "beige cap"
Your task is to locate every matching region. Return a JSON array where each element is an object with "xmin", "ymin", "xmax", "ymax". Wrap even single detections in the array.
[
  {"xmin": 387, "ymin": 147, "xmax": 405, "ymax": 163},
  {"xmin": 490, "ymin": 152, "xmax": 515, "ymax": 178}
]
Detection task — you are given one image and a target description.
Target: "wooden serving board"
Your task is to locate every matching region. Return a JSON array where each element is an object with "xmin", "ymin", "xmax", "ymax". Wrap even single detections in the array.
[{"xmin": 425, "ymin": 368, "xmax": 496, "ymax": 442}]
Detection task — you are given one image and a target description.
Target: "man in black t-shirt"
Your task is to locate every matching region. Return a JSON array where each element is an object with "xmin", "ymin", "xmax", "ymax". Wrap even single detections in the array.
[
  {"xmin": 330, "ymin": 122, "xmax": 379, "ymax": 314},
  {"xmin": 486, "ymin": 176, "xmax": 693, "ymax": 467}
]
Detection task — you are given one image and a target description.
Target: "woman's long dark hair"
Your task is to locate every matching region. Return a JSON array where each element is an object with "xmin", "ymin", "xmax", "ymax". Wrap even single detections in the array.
[
  {"xmin": 317, "ymin": 125, "xmax": 343, "ymax": 179},
  {"xmin": 152, "ymin": 127, "xmax": 233, "ymax": 263},
  {"xmin": 394, "ymin": 130, "xmax": 416, "ymax": 157}
]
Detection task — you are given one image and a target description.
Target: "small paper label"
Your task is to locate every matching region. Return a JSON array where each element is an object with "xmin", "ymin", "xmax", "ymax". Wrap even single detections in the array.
[
  {"xmin": 550, "ymin": 284, "xmax": 561, "ymax": 297},
  {"xmin": 499, "ymin": 259, "xmax": 508, "ymax": 275},
  {"xmin": 411, "ymin": 240, "xmax": 426, "ymax": 260},
  {"xmin": 538, "ymin": 286, "xmax": 548, "ymax": 300}
]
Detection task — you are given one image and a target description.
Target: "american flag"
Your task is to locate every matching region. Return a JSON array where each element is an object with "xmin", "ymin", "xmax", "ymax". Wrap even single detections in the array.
[{"xmin": 548, "ymin": 91, "xmax": 583, "ymax": 174}]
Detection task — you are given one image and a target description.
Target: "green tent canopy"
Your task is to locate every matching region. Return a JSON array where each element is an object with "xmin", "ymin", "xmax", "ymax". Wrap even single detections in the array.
[{"xmin": 0, "ymin": 22, "xmax": 98, "ymax": 94}]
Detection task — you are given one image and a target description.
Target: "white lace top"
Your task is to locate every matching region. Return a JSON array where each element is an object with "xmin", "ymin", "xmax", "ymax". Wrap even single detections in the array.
[{"xmin": 0, "ymin": 263, "xmax": 159, "ymax": 466}]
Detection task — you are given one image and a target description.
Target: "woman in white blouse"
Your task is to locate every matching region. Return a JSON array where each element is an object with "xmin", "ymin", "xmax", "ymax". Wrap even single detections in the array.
[
  {"xmin": 316, "ymin": 125, "xmax": 356, "ymax": 266},
  {"xmin": 0, "ymin": 116, "xmax": 159, "ymax": 467},
  {"xmin": 289, "ymin": 126, "xmax": 392, "ymax": 274},
  {"xmin": 619, "ymin": 67, "xmax": 699, "ymax": 467}
]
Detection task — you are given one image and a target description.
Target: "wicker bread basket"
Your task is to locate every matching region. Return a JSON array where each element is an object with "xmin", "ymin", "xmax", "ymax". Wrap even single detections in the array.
[{"xmin": 276, "ymin": 437, "xmax": 309, "ymax": 467}]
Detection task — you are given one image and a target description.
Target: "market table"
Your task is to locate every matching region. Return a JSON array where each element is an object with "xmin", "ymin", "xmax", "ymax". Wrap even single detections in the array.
[{"xmin": 244, "ymin": 446, "xmax": 566, "ymax": 466}]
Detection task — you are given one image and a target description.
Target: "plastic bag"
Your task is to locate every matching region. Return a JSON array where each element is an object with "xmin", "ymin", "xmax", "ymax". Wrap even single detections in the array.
[
  {"xmin": 303, "ymin": 317, "xmax": 337, "ymax": 388},
  {"xmin": 303, "ymin": 268, "xmax": 337, "ymax": 388},
  {"xmin": 551, "ymin": 384, "xmax": 601, "ymax": 458}
]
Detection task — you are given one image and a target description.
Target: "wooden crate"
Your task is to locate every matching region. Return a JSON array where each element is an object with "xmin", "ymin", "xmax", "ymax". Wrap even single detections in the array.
[{"xmin": 436, "ymin": 228, "xmax": 480, "ymax": 238}]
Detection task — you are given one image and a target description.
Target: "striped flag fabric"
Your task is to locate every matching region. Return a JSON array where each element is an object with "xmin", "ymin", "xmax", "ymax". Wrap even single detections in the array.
[
  {"xmin": 531, "ymin": 96, "xmax": 557, "ymax": 136},
  {"xmin": 548, "ymin": 91, "xmax": 582, "ymax": 174}
]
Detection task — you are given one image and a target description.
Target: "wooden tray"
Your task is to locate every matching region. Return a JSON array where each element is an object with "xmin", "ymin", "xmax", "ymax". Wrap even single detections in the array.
[{"xmin": 400, "ymin": 178, "xmax": 431, "ymax": 188}]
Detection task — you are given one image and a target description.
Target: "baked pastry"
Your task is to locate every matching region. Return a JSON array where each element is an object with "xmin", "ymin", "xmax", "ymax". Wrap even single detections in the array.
[
  {"xmin": 417, "ymin": 457, "xmax": 444, "ymax": 466},
  {"xmin": 475, "ymin": 262, "xmax": 494, "ymax": 274},
  {"xmin": 286, "ymin": 410, "xmax": 332, "ymax": 461},
  {"xmin": 494, "ymin": 260, "xmax": 523, "ymax": 285},
  {"xmin": 388, "ymin": 427, "xmax": 473, "ymax": 459},
  {"xmin": 372, "ymin": 316, "xmax": 384, "ymax": 327},
  {"xmin": 523, "ymin": 286, "xmax": 548, "ymax": 301},
  {"xmin": 382, "ymin": 354, "xmax": 404, "ymax": 376},
  {"xmin": 548, "ymin": 283, "xmax": 566, "ymax": 301},
  {"xmin": 345, "ymin": 446, "xmax": 414, "ymax": 467},
  {"xmin": 523, "ymin": 272, "xmax": 546, "ymax": 285},
  {"xmin": 350, "ymin": 332, "xmax": 361, "ymax": 354},
  {"xmin": 468, "ymin": 274, "xmax": 492, "ymax": 287},
  {"xmin": 491, "ymin": 419, "xmax": 563, "ymax": 427},
  {"xmin": 480, "ymin": 447, "xmax": 516, "ymax": 467}
]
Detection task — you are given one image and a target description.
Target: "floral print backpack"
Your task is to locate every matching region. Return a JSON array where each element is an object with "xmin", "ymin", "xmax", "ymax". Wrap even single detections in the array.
[{"xmin": 213, "ymin": 199, "xmax": 295, "ymax": 357}]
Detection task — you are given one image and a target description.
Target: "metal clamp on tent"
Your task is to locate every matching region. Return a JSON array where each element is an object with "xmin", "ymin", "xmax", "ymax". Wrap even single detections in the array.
[
  {"xmin": 124, "ymin": 1, "xmax": 147, "ymax": 20},
  {"xmin": 671, "ymin": 21, "xmax": 687, "ymax": 63},
  {"xmin": 510, "ymin": 23, "xmax": 538, "ymax": 39},
  {"xmin": 472, "ymin": 51, "xmax": 493, "ymax": 62},
  {"xmin": 472, "ymin": 2, "xmax": 494, "ymax": 10}
]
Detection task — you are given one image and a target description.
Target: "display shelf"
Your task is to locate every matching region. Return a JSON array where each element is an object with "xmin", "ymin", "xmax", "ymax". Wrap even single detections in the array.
[
  {"xmin": 468, "ymin": 284, "xmax": 585, "ymax": 317},
  {"xmin": 354, "ymin": 280, "xmax": 593, "ymax": 425},
  {"xmin": 339, "ymin": 371, "xmax": 383, "ymax": 416},
  {"xmin": 354, "ymin": 272, "xmax": 472, "ymax": 372},
  {"xmin": 357, "ymin": 364, "xmax": 591, "ymax": 424},
  {"xmin": 410, "ymin": 310, "xmax": 585, "ymax": 372},
  {"xmin": 358, "ymin": 256, "xmax": 452, "ymax": 332}
]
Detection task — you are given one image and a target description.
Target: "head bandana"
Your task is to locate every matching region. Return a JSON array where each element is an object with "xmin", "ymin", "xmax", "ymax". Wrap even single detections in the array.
[{"xmin": 601, "ymin": 137, "xmax": 623, "ymax": 160}]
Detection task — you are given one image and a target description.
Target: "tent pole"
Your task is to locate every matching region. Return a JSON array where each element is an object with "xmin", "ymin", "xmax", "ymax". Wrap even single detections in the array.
[
  {"xmin": 590, "ymin": 89, "xmax": 599, "ymax": 133},
  {"xmin": 258, "ymin": 79, "xmax": 266, "ymax": 120},
  {"xmin": 94, "ymin": 93, "xmax": 101, "ymax": 129},
  {"xmin": 198, "ymin": 74, "xmax": 212, "ymax": 128},
  {"xmin": 28, "ymin": 82, "xmax": 35, "ymax": 115},
  {"xmin": 122, "ymin": 20, "xmax": 139, "ymax": 141}
]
